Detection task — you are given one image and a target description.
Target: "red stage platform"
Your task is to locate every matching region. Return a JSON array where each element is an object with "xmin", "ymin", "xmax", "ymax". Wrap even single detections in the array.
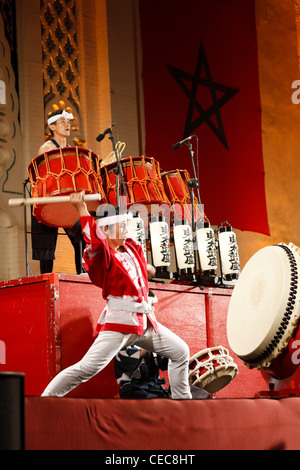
[
  {"xmin": 25, "ymin": 396, "xmax": 300, "ymax": 450},
  {"xmin": 0, "ymin": 273, "xmax": 270, "ymax": 399}
]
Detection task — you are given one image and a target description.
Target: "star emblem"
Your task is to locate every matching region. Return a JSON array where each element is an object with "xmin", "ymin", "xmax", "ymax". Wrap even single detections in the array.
[{"xmin": 167, "ymin": 42, "xmax": 239, "ymax": 150}]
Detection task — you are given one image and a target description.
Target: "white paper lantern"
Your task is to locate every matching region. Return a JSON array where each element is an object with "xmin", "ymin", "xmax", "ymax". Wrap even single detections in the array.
[
  {"xmin": 149, "ymin": 216, "xmax": 170, "ymax": 270},
  {"xmin": 217, "ymin": 224, "xmax": 240, "ymax": 280},
  {"xmin": 173, "ymin": 219, "xmax": 195, "ymax": 271},
  {"xmin": 126, "ymin": 212, "xmax": 147, "ymax": 255},
  {"xmin": 196, "ymin": 220, "xmax": 218, "ymax": 274}
]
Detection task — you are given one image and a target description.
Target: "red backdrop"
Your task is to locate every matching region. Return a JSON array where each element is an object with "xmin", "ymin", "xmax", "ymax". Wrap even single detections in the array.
[{"xmin": 139, "ymin": 0, "xmax": 269, "ymax": 235}]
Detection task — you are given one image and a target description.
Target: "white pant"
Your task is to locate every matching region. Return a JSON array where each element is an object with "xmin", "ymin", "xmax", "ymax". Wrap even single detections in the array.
[{"xmin": 42, "ymin": 322, "xmax": 192, "ymax": 399}]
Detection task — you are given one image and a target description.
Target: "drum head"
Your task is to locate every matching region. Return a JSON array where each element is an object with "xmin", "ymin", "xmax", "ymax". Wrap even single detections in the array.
[
  {"xmin": 227, "ymin": 244, "xmax": 300, "ymax": 369},
  {"xmin": 199, "ymin": 369, "xmax": 236, "ymax": 394},
  {"xmin": 34, "ymin": 200, "xmax": 100, "ymax": 228},
  {"xmin": 189, "ymin": 346, "xmax": 238, "ymax": 393}
]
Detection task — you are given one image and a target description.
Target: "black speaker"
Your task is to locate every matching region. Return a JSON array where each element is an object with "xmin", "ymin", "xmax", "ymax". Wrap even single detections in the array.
[{"xmin": 0, "ymin": 372, "xmax": 25, "ymax": 450}]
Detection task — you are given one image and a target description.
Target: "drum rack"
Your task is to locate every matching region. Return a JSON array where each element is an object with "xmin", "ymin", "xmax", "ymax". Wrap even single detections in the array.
[
  {"xmin": 256, "ymin": 388, "xmax": 300, "ymax": 398},
  {"xmin": 255, "ymin": 378, "xmax": 300, "ymax": 398}
]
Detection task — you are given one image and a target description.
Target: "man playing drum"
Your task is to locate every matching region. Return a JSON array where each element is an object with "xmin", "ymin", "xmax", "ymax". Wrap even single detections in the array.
[
  {"xmin": 31, "ymin": 109, "xmax": 84, "ymax": 274},
  {"xmin": 42, "ymin": 191, "xmax": 192, "ymax": 399}
]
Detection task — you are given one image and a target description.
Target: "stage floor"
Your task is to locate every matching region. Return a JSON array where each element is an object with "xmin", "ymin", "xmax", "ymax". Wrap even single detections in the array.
[{"xmin": 25, "ymin": 395, "xmax": 300, "ymax": 451}]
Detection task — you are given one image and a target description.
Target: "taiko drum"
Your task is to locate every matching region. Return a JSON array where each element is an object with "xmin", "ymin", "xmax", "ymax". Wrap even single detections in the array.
[{"xmin": 27, "ymin": 147, "xmax": 106, "ymax": 227}]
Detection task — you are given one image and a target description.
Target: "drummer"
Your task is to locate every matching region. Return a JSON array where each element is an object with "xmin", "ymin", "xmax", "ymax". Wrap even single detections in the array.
[
  {"xmin": 31, "ymin": 109, "xmax": 84, "ymax": 275},
  {"xmin": 41, "ymin": 191, "xmax": 192, "ymax": 399}
]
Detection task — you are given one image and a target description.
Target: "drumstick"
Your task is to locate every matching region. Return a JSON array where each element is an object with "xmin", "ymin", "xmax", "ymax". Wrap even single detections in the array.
[{"xmin": 8, "ymin": 193, "xmax": 102, "ymax": 207}]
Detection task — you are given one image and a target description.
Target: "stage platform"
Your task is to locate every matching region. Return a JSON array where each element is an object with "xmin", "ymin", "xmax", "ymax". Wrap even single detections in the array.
[
  {"xmin": 0, "ymin": 273, "xmax": 271, "ymax": 399},
  {"xmin": 25, "ymin": 395, "xmax": 300, "ymax": 450},
  {"xmin": 2, "ymin": 273, "xmax": 300, "ymax": 450}
]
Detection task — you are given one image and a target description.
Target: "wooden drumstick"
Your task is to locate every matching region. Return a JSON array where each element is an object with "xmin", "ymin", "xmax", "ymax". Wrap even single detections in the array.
[{"xmin": 8, "ymin": 193, "xmax": 103, "ymax": 207}]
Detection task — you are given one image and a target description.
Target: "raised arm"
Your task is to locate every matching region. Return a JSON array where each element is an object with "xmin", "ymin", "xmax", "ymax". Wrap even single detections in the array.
[
  {"xmin": 70, "ymin": 192, "xmax": 111, "ymax": 283},
  {"xmin": 70, "ymin": 191, "xmax": 90, "ymax": 217}
]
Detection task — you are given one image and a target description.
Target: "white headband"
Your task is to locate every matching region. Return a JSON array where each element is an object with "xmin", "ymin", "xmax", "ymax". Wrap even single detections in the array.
[
  {"xmin": 96, "ymin": 212, "xmax": 133, "ymax": 227},
  {"xmin": 48, "ymin": 110, "xmax": 74, "ymax": 126}
]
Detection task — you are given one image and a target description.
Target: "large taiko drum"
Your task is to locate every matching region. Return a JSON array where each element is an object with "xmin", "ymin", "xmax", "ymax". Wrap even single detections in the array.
[
  {"xmin": 101, "ymin": 156, "xmax": 170, "ymax": 211},
  {"xmin": 227, "ymin": 243, "xmax": 300, "ymax": 379},
  {"xmin": 28, "ymin": 147, "xmax": 106, "ymax": 227},
  {"xmin": 189, "ymin": 346, "xmax": 238, "ymax": 393},
  {"xmin": 161, "ymin": 169, "xmax": 203, "ymax": 224}
]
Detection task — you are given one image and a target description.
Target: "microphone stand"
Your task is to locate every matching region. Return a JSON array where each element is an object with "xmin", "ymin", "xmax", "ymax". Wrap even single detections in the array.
[
  {"xmin": 108, "ymin": 130, "xmax": 127, "ymax": 209},
  {"xmin": 23, "ymin": 178, "xmax": 33, "ymax": 277},
  {"xmin": 187, "ymin": 178, "xmax": 198, "ymax": 235},
  {"xmin": 186, "ymin": 140, "xmax": 201, "ymax": 204},
  {"xmin": 113, "ymin": 167, "xmax": 120, "ymax": 208},
  {"xmin": 186, "ymin": 139, "xmax": 202, "ymax": 285}
]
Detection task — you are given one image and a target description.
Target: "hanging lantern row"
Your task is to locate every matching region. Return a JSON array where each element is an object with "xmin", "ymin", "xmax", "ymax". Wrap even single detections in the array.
[{"xmin": 126, "ymin": 213, "xmax": 240, "ymax": 284}]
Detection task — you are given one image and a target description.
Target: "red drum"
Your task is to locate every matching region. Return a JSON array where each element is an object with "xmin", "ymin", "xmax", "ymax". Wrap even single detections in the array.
[
  {"xmin": 101, "ymin": 156, "xmax": 170, "ymax": 210},
  {"xmin": 28, "ymin": 147, "xmax": 106, "ymax": 227},
  {"xmin": 189, "ymin": 346, "xmax": 238, "ymax": 393},
  {"xmin": 227, "ymin": 243, "xmax": 300, "ymax": 379},
  {"xmin": 161, "ymin": 169, "xmax": 203, "ymax": 224}
]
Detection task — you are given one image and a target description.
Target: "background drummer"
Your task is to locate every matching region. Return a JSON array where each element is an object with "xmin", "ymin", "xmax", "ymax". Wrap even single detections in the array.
[{"xmin": 31, "ymin": 109, "xmax": 85, "ymax": 275}]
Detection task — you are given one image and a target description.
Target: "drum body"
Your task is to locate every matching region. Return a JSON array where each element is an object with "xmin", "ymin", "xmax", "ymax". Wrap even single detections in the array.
[
  {"xmin": 28, "ymin": 147, "xmax": 106, "ymax": 227},
  {"xmin": 189, "ymin": 346, "xmax": 238, "ymax": 393},
  {"xmin": 227, "ymin": 243, "xmax": 300, "ymax": 379},
  {"xmin": 161, "ymin": 169, "xmax": 203, "ymax": 224},
  {"xmin": 101, "ymin": 156, "xmax": 169, "ymax": 211}
]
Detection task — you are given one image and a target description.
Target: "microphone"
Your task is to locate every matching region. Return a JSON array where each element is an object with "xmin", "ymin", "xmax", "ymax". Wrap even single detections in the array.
[
  {"xmin": 172, "ymin": 135, "xmax": 194, "ymax": 150},
  {"xmin": 96, "ymin": 123, "xmax": 116, "ymax": 142}
]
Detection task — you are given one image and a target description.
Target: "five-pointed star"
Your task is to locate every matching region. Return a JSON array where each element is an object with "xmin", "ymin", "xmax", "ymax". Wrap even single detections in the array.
[{"xmin": 167, "ymin": 42, "xmax": 239, "ymax": 150}]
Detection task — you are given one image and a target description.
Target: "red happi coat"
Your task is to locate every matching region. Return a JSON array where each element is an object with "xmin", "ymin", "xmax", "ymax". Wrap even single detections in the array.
[{"xmin": 80, "ymin": 215, "xmax": 158, "ymax": 335}]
